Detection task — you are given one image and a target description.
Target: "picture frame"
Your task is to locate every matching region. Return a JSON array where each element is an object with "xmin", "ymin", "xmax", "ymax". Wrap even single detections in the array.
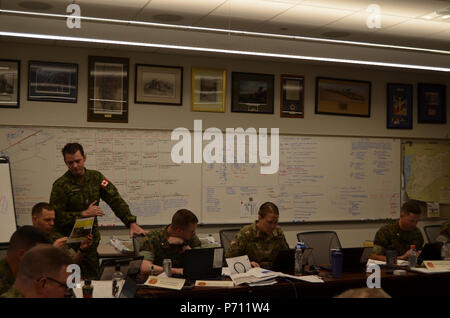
[
  {"xmin": 231, "ymin": 72, "xmax": 274, "ymax": 114},
  {"xmin": 88, "ymin": 56, "xmax": 129, "ymax": 123},
  {"xmin": 280, "ymin": 74, "xmax": 304, "ymax": 118},
  {"xmin": 418, "ymin": 83, "xmax": 446, "ymax": 124},
  {"xmin": 28, "ymin": 61, "xmax": 78, "ymax": 103},
  {"xmin": 0, "ymin": 59, "xmax": 20, "ymax": 108},
  {"xmin": 315, "ymin": 77, "xmax": 371, "ymax": 117},
  {"xmin": 387, "ymin": 83, "xmax": 413, "ymax": 129},
  {"xmin": 191, "ymin": 67, "xmax": 226, "ymax": 112},
  {"xmin": 135, "ymin": 64, "xmax": 183, "ymax": 105}
]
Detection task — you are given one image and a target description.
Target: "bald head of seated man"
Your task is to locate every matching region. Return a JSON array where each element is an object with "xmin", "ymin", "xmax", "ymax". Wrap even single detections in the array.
[
  {"xmin": 1, "ymin": 244, "xmax": 73, "ymax": 298},
  {"xmin": 0, "ymin": 225, "xmax": 51, "ymax": 295}
]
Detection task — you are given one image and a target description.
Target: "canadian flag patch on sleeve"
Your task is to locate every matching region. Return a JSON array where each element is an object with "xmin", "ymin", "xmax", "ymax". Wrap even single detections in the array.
[{"xmin": 100, "ymin": 179, "xmax": 110, "ymax": 188}]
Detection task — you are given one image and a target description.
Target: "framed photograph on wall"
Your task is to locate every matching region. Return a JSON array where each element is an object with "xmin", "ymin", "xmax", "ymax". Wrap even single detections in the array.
[
  {"xmin": 387, "ymin": 83, "xmax": 413, "ymax": 129},
  {"xmin": 191, "ymin": 67, "xmax": 226, "ymax": 112},
  {"xmin": 231, "ymin": 72, "xmax": 274, "ymax": 114},
  {"xmin": 135, "ymin": 64, "xmax": 182, "ymax": 105},
  {"xmin": 418, "ymin": 83, "xmax": 446, "ymax": 124},
  {"xmin": 315, "ymin": 77, "xmax": 371, "ymax": 117},
  {"xmin": 280, "ymin": 74, "xmax": 304, "ymax": 118},
  {"xmin": 88, "ymin": 56, "xmax": 129, "ymax": 123},
  {"xmin": 0, "ymin": 59, "xmax": 20, "ymax": 108},
  {"xmin": 28, "ymin": 61, "xmax": 78, "ymax": 103}
]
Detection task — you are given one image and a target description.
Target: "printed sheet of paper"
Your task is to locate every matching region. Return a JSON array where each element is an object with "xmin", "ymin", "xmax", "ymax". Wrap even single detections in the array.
[
  {"xmin": 144, "ymin": 275, "xmax": 185, "ymax": 291},
  {"xmin": 67, "ymin": 217, "xmax": 94, "ymax": 243},
  {"xmin": 195, "ymin": 280, "xmax": 234, "ymax": 287},
  {"xmin": 226, "ymin": 255, "xmax": 252, "ymax": 274}
]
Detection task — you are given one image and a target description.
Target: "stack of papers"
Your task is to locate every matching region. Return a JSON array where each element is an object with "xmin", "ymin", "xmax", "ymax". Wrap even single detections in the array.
[
  {"xmin": 410, "ymin": 260, "xmax": 450, "ymax": 274},
  {"xmin": 109, "ymin": 237, "xmax": 134, "ymax": 254},
  {"xmin": 366, "ymin": 259, "xmax": 408, "ymax": 267}
]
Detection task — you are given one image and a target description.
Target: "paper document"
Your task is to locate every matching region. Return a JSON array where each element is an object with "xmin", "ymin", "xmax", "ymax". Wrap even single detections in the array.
[
  {"xmin": 279, "ymin": 274, "xmax": 324, "ymax": 283},
  {"xmin": 195, "ymin": 280, "xmax": 235, "ymax": 287},
  {"xmin": 228, "ymin": 267, "xmax": 279, "ymax": 286},
  {"xmin": 109, "ymin": 237, "xmax": 133, "ymax": 254},
  {"xmin": 67, "ymin": 217, "xmax": 94, "ymax": 243},
  {"xmin": 366, "ymin": 259, "xmax": 408, "ymax": 268},
  {"xmin": 226, "ymin": 255, "xmax": 252, "ymax": 274},
  {"xmin": 144, "ymin": 275, "xmax": 185, "ymax": 291},
  {"xmin": 73, "ymin": 280, "xmax": 124, "ymax": 298},
  {"xmin": 423, "ymin": 260, "xmax": 450, "ymax": 272}
]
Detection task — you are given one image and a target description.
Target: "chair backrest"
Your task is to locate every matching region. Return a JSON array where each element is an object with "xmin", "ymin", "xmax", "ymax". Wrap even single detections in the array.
[
  {"xmin": 219, "ymin": 229, "xmax": 240, "ymax": 255},
  {"xmin": 423, "ymin": 225, "xmax": 442, "ymax": 243},
  {"xmin": 296, "ymin": 231, "xmax": 342, "ymax": 266}
]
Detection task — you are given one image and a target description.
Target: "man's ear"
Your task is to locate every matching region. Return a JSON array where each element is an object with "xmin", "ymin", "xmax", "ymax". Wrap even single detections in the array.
[
  {"xmin": 83, "ymin": 154, "xmax": 87, "ymax": 162},
  {"xmin": 36, "ymin": 277, "xmax": 46, "ymax": 290}
]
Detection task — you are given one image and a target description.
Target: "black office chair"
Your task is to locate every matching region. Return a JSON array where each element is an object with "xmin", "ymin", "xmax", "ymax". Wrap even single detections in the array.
[
  {"xmin": 219, "ymin": 229, "xmax": 240, "ymax": 255},
  {"xmin": 423, "ymin": 225, "xmax": 442, "ymax": 243},
  {"xmin": 296, "ymin": 231, "xmax": 342, "ymax": 266}
]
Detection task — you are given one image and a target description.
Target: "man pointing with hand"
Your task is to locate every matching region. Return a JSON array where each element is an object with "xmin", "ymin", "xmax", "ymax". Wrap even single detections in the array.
[{"xmin": 50, "ymin": 143, "xmax": 147, "ymax": 278}]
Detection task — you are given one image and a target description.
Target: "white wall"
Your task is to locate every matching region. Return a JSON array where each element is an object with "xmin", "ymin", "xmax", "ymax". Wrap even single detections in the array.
[{"xmin": 1, "ymin": 41, "xmax": 449, "ymax": 247}]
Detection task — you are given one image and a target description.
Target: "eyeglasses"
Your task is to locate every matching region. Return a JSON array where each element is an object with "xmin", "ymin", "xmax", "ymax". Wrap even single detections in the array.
[{"xmin": 37, "ymin": 276, "xmax": 69, "ymax": 290}]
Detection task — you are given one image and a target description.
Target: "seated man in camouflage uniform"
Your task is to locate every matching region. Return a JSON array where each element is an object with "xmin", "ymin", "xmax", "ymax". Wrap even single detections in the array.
[
  {"xmin": 436, "ymin": 220, "xmax": 450, "ymax": 243},
  {"xmin": 0, "ymin": 226, "xmax": 51, "ymax": 295},
  {"xmin": 31, "ymin": 202, "xmax": 93, "ymax": 265},
  {"xmin": 139, "ymin": 209, "xmax": 201, "ymax": 277},
  {"xmin": 226, "ymin": 202, "xmax": 289, "ymax": 269},
  {"xmin": 50, "ymin": 143, "xmax": 147, "ymax": 279},
  {"xmin": 370, "ymin": 200, "xmax": 424, "ymax": 261},
  {"xmin": 1, "ymin": 244, "xmax": 72, "ymax": 298}
]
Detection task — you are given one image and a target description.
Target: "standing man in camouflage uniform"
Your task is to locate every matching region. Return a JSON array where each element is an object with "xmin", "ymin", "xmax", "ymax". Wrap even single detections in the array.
[
  {"xmin": 31, "ymin": 202, "xmax": 93, "ymax": 265},
  {"xmin": 0, "ymin": 226, "xmax": 51, "ymax": 294},
  {"xmin": 50, "ymin": 143, "xmax": 147, "ymax": 279},
  {"xmin": 226, "ymin": 202, "xmax": 289, "ymax": 269},
  {"xmin": 370, "ymin": 200, "xmax": 424, "ymax": 261},
  {"xmin": 139, "ymin": 209, "xmax": 201, "ymax": 277}
]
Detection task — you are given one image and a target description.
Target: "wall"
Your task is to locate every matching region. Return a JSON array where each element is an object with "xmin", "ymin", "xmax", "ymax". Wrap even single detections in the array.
[{"xmin": 1, "ymin": 41, "xmax": 449, "ymax": 247}]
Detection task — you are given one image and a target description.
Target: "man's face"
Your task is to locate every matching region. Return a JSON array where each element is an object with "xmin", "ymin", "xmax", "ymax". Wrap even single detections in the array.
[
  {"xmin": 180, "ymin": 223, "xmax": 198, "ymax": 241},
  {"xmin": 257, "ymin": 212, "xmax": 279, "ymax": 235},
  {"xmin": 32, "ymin": 209, "xmax": 55, "ymax": 235},
  {"xmin": 64, "ymin": 150, "xmax": 86, "ymax": 177},
  {"xmin": 399, "ymin": 211, "xmax": 420, "ymax": 231},
  {"xmin": 39, "ymin": 266, "xmax": 70, "ymax": 298}
]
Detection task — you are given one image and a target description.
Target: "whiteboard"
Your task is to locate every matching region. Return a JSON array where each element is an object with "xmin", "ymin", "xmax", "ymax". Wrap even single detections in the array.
[
  {"xmin": 0, "ymin": 127, "xmax": 201, "ymax": 227},
  {"xmin": 0, "ymin": 158, "xmax": 18, "ymax": 243},
  {"xmin": 202, "ymin": 135, "xmax": 401, "ymax": 223},
  {"xmin": 0, "ymin": 126, "xmax": 401, "ymax": 226}
]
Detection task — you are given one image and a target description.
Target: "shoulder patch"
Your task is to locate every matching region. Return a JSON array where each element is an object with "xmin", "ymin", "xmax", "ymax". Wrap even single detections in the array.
[{"xmin": 100, "ymin": 179, "xmax": 110, "ymax": 188}]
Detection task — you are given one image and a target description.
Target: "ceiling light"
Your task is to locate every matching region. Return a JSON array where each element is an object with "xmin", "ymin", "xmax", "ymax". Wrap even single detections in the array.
[
  {"xmin": 0, "ymin": 9, "xmax": 449, "ymax": 55},
  {"xmin": 0, "ymin": 31, "xmax": 448, "ymax": 72}
]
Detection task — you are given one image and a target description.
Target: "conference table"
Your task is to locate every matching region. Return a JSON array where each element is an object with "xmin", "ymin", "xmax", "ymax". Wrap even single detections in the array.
[{"xmin": 136, "ymin": 269, "xmax": 450, "ymax": 299}]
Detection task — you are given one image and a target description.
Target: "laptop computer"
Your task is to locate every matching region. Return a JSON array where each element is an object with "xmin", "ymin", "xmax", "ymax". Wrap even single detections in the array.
[
  {"xmin": 118, "ymin": 276, "xmax": 138, "ymax": 298},
  {"xmin": 271, "ymin": 248, "xmax": 312, "ymax": 274},
  {"xmin": 183, "ymin": 247, "xmax": 223, "ymax": 281},
  {"xmin": 418, "ymin": 242, "xmax": 443, "ymax": 265},
  {"xmin": 97, "ymin": 256, "xmax": 143, "ymax": 280}
]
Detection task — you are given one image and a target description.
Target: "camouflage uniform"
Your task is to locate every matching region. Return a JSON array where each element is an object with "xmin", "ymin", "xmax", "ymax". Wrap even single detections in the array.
[
  {"xmin": 372, "ymin": 221, "xmax": 424, "ymax": 256},
  {"xmin": 50, "ymin": 169, "xmax": 137, "ymax": 279},
  {"xmin": 225, "ymin": 221, "xmax": 289, "ymax": 269},
  {"xmin": 139, "ymin": 226, "xmax": 201, "ymax": 268},
  {"xmin": 0, "ymin": 287, "xmax": 24, "ymax": 298},
  {"xmin": 47, "ymin": 230, "xmax": 76, "ymax": 259},
  {"xmin": 0, "ymin": 258, "xmax": 14, "ymax": 295}
]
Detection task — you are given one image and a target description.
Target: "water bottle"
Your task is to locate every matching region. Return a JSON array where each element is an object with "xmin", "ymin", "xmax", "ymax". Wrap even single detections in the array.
[
  {"xmin": 441, "ymin": 242, "xmax": 449, "ymax": 260},
  {"xmin": 294, "ymin": 242, "xmax": 303, "ymax": 276},
  {"xmin": 112, "ymin": 264, "xmax": 124, "ymax": 298},
  {"xmin": 386, "ymin": 246, "xmax": 397, "ymax": 273},
  {"xmin": 331, "ymin": 250, "xmax": 343, "ymax": 278},
  {"xmin": 408, "ymin": 244, "xmax": 418, "ymax": 268}
]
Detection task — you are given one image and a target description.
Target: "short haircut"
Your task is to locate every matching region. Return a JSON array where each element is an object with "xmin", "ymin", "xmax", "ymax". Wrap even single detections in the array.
[
  {"xmin": 171, "ymin": 209, "xmax": 198, "ymax": 229},
  {"xmin": 31, "ymin": 202, "xmax": 54, "ymax": 217},
  {"xmin": 401, "ymin": 200, "xmax": 421, "ymax": 215},
  {"xmin": 258, "ymin": 202, "xmax": 279, "ymax": 218},
  {"xmin": 334, "ymin": 287, "xmax": 391, "ymax": 298},
  {"xmin": 8, "ymin": 226, "xmax": 51, "ymax": 253},
  {"xmin": 62, "ymin": 143, "xmax": 84, "ymax": 157},
  {"xmin": 18, "ymin": 244, "xmax": 72, "ymax": 280}
]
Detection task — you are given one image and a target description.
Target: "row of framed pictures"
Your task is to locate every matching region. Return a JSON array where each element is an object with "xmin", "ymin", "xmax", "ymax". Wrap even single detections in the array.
[{"xmin": 0, "ymin": 57, "xmax": 446, "ymax": 127}]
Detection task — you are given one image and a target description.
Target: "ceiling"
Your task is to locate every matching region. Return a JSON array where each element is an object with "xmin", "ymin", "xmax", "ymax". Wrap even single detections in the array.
[{"xmin": 0, "ymin": 0, "xmax": 449, "ymax": 69}]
